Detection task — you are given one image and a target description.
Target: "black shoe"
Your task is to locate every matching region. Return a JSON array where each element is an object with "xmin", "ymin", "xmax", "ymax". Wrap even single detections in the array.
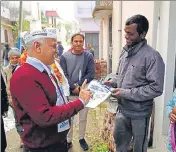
[
  {"xmin": 148, "ymin": 137, "xmax": 153, "ymax": 147},
  {"xmin": 79, "ymin": 138, "xmax": 89, "ymax": 151},
  {"xmin": 67, "ymin": 142, "xmax": 73, "ymax": 149}
]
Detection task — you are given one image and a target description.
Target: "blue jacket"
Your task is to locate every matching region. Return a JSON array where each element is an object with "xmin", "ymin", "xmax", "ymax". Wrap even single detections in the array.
[{"xmin": 166, "ymin": 89, "xmax": 176, "ymax": 151}]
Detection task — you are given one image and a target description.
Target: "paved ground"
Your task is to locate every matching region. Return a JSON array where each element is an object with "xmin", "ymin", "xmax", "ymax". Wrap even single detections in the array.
[
  {"xmin": 4, "ymin": 106, "xmax": 159, "ymax": 152},
  {"xmin": 5, "ymin": 107, "xmax": 106, "ymax": 152}
]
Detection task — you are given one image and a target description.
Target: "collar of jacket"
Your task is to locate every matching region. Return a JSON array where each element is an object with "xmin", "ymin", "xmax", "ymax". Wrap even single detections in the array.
[{"xmin": 123, "ymin": 39, "xmax": 147, "ymax": 58}]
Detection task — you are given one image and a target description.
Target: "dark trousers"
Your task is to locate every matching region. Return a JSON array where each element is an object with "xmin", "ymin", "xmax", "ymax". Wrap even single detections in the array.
[
  {"xmin": 23, "ymin": 141, "xmax": 68, "ymax": 152},
  {"xmin": 113, "ymin": 112, "xmax": 150, "ymax": 152},
  {"xmin": 11, "ymin": 106, "xmax": 24, "ymax": 135},
  {"xmin": 1, "ymin": 117, "xmax": 7, "ymax": 152}
]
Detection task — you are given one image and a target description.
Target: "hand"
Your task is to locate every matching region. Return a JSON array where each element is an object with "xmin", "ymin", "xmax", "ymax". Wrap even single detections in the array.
[
  {"xmin": 104, "ymin": 80, "xmax": 112, "ymax": 85},
  {"xmin": 72, "ymin": 86, "xmax": 80, "ymax": 94},
  {"xmin": 169, "ymin": 112, "xmax": 176, "ymax": 123},
  {"xmin": 79, "ymin": 79, "xmax": 92, "ymax": 104},
  {"xmin": 111, "ymin": 88, "xmax": 120, "ymax": 97}
]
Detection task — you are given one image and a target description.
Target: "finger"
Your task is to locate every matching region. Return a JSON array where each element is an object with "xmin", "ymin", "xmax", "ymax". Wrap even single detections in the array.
[
  {"xmin": 110, "ymin": 88, "xmax": 117, "ymax": 93},
  {"xmin": 171, "ymin": 114, "xmax": 176, "ymax": 121},
  {"xmin": 83, "ymin": 88, "xmax": 90, "ymax": 91},
  {"xmin": 104, "ymin": 81, "xmax": 110, "ymax": 85},
  {"xmin": 173, "ymin": 114, "xmax": 176, "ymax": 119},
  {"xmin": 170, "ymin": 116, "xmax": 176, "ymax": 122},
  {"xmin": 81, "ymin": 79, "xmax": 87, "ymax": 89}
]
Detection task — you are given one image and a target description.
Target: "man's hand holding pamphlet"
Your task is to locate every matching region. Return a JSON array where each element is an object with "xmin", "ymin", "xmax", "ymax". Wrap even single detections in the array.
[{"xmin": 85, "ymin": 79, "xmax": 112, "ymax": 108}]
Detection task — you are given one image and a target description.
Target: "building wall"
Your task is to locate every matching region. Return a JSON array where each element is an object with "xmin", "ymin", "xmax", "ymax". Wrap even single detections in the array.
[
  {"xmin": 110, "ymin": 1, "xmax": 154, "ymax": 73},
  {"xmin": 1, "ymin": 21, "xmax": 13, "ymax": 46},
  {"xmin": 99, "ymin": 20, "xmax": 104, "ymax": 59},
  {"xmin": 78, "ymin": 18, "xmax": 100, "ymax": 32},
  {"xmin": 74, "ymin": 1, "xmax": 95, "ymax": 19},
  {"xmin": 29, "ymin": 2, "xmax": 41, "ymax": 31},
  {"xmin": 152, "ymin": 1, "xmax": 176, "ymax": 151},
  {"xmin": 121, "ymin": 1, "xmax": 154, "ymax": 47},
  {"xmin": 102, "ymin": 17, "xmax": 109, "ymax": 62}
]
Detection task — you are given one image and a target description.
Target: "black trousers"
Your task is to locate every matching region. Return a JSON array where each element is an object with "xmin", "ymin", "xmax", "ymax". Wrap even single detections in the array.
[
  {"xmin": 23, "ymin": 141, "xmax": 68, "ymax": 152},
  {"xmin": 1, "ymin": 117, "xmax": 7, "ymax": 152}
]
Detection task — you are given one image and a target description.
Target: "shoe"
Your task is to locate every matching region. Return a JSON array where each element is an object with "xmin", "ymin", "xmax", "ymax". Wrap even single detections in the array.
[
  {"xmin": 79, "ymin": 138, "xmax": 89, "ymax": 151},
  {"xmin": 67, "ymin": 142, "xmax": 73, "ymax": 149}
]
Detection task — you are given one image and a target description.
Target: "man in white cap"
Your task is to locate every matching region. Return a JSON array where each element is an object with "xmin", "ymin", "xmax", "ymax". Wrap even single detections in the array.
[{"xmin": 10, "ymin": 29, "xmax": 92, "ymax": 152}]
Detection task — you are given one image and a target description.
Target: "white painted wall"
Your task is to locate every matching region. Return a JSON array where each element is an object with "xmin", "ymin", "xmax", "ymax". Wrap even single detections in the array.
[
  {"xmin": 121, "ymin": 1, "xmax": 154, "ymax": 47},
  {"xmin": 1, "ymin": 21, "xmax": 13, "ymax": 45},
  {"xmin": 153, "ymin": 1, "xmax": 176, "ymax": 151},
  {"xmin": 74, "ymin": 1, "xmax": 95, "ymax": 19},
  {"xmin": 102, "ymin": 17, "xmax": 109, "ymax": 62},
  {"xmin": 78, "ymin": 18, "xmax": 100, "ymax": 32},
  {"xmin": 110, "ymin": 1, "xmax": 154, "ymax": 73}
]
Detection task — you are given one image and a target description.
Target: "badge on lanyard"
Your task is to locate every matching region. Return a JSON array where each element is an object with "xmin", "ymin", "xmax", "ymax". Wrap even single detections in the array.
[
  {"xmin": 50, "ymin": 73, "xmax": 70, "ymax": 133},
  {"xmin": 28, "ymin": 57, "xmax": 70, "ymax": 132}
]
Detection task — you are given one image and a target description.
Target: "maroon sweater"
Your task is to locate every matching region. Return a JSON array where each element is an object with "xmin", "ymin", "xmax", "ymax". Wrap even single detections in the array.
[{"xmin": 10, "ymin": 63, "xmax": 84, "ymax": 149}]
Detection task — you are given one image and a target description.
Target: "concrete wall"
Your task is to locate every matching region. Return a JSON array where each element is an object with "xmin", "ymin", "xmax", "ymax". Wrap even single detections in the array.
[
  {"xmin": 102, "ymin": 17, "xmax": 109, "ymax": 62},
  {"xmin": 153, "ymin": 1, "xmax": 176, "ymax": 151},
  {"xmin": 98, "ymin": 0, "xmax": 176, "ymax": 151},
  {"xmin": 78, "ymin": 18, "xmax": 100, "ymax": 32},
  {"xmin": 110, "ymin": 1, "xmax": 154, "ymax": 73},
  {"xmin": 121, "ymin": 1, "xmax": 154, "ymax": 47},
  {"xmin": 1, "ymin": 21, "xmax": 13, "ymax": 46},
  {"xmin": 74, "ymin": 1, "xmax": 95, "ymax": 19}
]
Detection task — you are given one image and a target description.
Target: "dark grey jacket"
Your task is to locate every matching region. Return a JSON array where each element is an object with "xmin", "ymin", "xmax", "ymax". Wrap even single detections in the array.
[{"xmin": 113, "ymin": 39, "xmax": 165, "ymax": 118}]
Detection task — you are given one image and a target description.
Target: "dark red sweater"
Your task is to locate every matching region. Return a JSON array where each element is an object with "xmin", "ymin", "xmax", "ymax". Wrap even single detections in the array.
[{"xmin": 10, "ymin": 63, "xmax": 84, "ymax": 149}]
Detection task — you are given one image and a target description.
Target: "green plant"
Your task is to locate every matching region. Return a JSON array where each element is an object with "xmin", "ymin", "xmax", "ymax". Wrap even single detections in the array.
[
  {"xmin": 12, "ymin": 18, "xmax": 30, "ymax": 43},
  {"xmin": 92, "ymin": 143, "xmax": 108, "ymax": 152},
  {"xmin": 41, "ymin": 11, "xmax": 48, "ymax": 24}
]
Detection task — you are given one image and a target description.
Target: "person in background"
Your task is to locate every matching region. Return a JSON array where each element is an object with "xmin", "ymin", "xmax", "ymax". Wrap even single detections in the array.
[
  {"xmin": 166, "ymin": 85, "xmax": 176, "ymax": 151},
  {"xmin": 60, "ymin": 33, "xmax": 95, "ymax": 151},
  {"xmin": 3, "ymin": 48, "xmax": 23, "ymax": 148},
  {"xmin": 105, "ymin": 14, "xmax": 165, "ymax": 152},
  {"xmin": 21, "ymin": 45, "xmax": 25, "ymax": 54},
  {"xmin": 2, "ymin": 44, "xmax": 11, "ymax": 67},
  {"xmin": 57, "ymin": 41, "xmax": 64, "ymax": 58},
  {"xmin": 3, "ymin": 48, "xmax": 21, "ymax": 104},
  {"xmin": 1, "ymin": 70, "xmax": 9, "ymax": 152},
  {"xmin": 87, "ymin": 43, "xmax": 95, "ymax": 57},
  {"xmin": 10, "ymin": 30, "xmax": 92, "ymax": 152}
]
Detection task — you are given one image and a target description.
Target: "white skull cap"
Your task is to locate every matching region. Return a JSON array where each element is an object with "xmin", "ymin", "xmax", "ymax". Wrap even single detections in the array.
[{"xmin": 23, "ymin": 29, "xmax": 57, "ymax": 44}]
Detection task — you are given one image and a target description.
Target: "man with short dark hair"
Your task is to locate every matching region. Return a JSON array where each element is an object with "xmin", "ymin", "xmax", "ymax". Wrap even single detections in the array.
[
  {"xmin": 57, "ymin": 41, "xmax": 64, "ymax": 57},
  {"xmin": 105, "ymin": 14, "xmax": 165, "ymax": 152},
  {"xmin": 60, "ymin": 33, "xmax": 94, "ymax": 151}
]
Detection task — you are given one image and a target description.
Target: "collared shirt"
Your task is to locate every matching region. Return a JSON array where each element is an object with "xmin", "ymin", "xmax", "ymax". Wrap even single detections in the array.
[
  {"xmin": 26, "ymin": 56, "xmax": 51, "ymax": 73},
  {"xmin": 26, "ymin": 57, "xmax": 85, "ymax": 106},
  {"xmin": 10, "ymin": 59, "xmax": 84, "ymax": 149}
]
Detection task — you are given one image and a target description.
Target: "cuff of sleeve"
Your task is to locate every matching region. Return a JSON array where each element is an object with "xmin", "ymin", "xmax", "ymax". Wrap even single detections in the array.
[
  {"xmin": 70, "ymin": 84, "xmax": 76, "ymax": 90},
  {"xmin": 119, "ymin": 88, "xmax": 128, "ymax": 98},
  {"xmin": 79, "ymin": 98, "xmax": 86, "ymax": 107}
]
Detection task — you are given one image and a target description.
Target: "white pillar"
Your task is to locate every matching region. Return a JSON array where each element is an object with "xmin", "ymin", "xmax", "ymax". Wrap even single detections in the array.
[
  {"xmin": 112, "ymin": 1, "xmax": 122, "ymax": 73},
  {"xmin": 153, "ymin": 1, "xmax": 176, "ymax": 151}
]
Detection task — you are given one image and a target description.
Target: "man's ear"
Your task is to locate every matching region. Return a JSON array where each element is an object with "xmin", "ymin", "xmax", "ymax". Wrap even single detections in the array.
[
  {"xmin": 140, "ymin": 32, "xmax": 146, "ymax": 39},
  {"xmin": 34, "ymin": 41, "xmax": 41, "ymax": 53}
]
